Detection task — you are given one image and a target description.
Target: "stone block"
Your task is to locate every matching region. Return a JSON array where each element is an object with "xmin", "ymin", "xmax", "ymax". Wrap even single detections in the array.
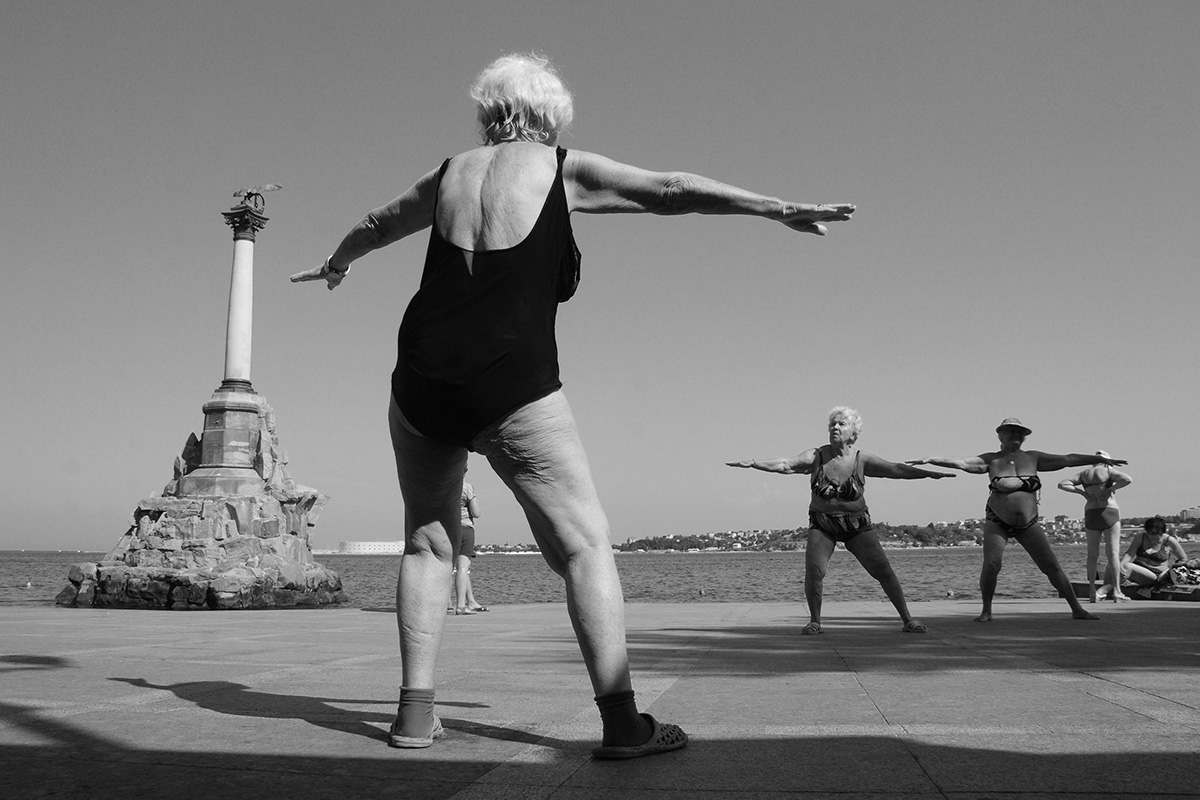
[
  {"xmin": 225, "ymin": 498, "xmax": 254, "ymax": 535},
  {"xmin": 220, "ymin": 535, "xmax": 263, "ymax": 562},
  {"xmin": 77, "ymin": 579, "xmax": 97, "ymax": 606},
  {"xmin": 211, "ymin": 568, "xmax": 256, "ymax": 595},
  {"xmin": 276, "ymin": 560, "xmax": 306, "ymax": 590},
  {"xmin": 183, "ymin": 536, "xmax": 218, "ymax": 551},
  {"xmin": 68, "ymin": 562, "xmax": 97, "ymax": 584},
  {"xmin": 213, "ymin": 590, "xmax": 248, "ymax": 610},
  {"xmin": 55, "ymin": 584, "xmax": 79, "ymax": 607},
  {"xmin": 129, "ymin": 549, "xmax": 166, "ymax": 569}
]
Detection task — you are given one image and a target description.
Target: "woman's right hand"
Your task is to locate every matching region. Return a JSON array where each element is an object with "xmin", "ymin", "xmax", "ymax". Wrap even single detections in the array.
[{"xmin": 290, "ymin": 257, "xmax": 349, "ymax": 291}]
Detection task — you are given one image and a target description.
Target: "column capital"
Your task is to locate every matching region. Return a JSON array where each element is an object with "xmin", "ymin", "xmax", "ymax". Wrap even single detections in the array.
[{"xmin": 222, "ymin": 203, "xmax": 269, "ymax": 242}]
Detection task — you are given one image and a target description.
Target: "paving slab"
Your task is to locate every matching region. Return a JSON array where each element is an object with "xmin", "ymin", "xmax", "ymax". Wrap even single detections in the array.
[{"xmin": 2, "ymin": 598, "xmax": 1199, "ymax": 799}]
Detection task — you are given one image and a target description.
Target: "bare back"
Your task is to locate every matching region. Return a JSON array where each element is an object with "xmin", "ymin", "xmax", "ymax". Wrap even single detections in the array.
[{"xmin": 435, "ymin": 142, "xmax": 560, "ymax": 252}]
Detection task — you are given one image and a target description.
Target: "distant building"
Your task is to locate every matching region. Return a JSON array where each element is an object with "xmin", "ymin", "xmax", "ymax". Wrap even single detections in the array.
[
  {"xmin": 1181, "ymin": 507, "xmax": 1200, "ymax": 520},
  {"xmin": 339, "ymin": 541, "xmax": 403, "ymax": 555}
]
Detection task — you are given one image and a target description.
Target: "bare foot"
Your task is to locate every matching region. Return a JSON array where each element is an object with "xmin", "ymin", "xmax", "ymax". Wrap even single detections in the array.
[
  {"xmin": 1072, "ymin": 609, "xmax": 1100, "ymax": 620},
  {"xmin": 975, "ymin": 611, "xmax": 992, "ymax": 622}
]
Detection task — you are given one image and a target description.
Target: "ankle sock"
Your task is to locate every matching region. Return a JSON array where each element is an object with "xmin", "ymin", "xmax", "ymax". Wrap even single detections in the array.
[
  {"xmin": 595, "ymin": 689, "xmax": 645, "ymax": 745},
  {"xmin": 397, "ymin": 686, "xmax": 436, "ymax": 738}
]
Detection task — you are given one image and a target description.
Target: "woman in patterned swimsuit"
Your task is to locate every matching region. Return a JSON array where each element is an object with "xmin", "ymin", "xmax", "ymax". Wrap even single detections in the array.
[
  {"xmin": 727, "ymin": 406, "xmax": 954, "ymax": 634},
  {"xmin": 911, "ymin": 418, "xmax": 1125, "ymax": 622},
  {"xmin": 293, "ymin": 53, "xmax": 855, "ymax": 757}
]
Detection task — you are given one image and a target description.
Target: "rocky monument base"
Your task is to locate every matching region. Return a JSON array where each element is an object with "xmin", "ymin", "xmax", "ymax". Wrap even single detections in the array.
[{"xmin": 57, "ymin": 396, "xmax": 346, "ymax": 610}]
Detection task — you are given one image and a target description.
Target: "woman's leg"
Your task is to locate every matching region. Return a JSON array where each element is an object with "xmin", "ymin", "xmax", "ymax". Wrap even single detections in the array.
[
  {"xmin": 804, "ymin": 527, "xmax": 836, "ymax": 629},
  {"xmin": 1013, "ymin": 523, "xmax": 1098, "ymax": 619},
  {"xmin": 977, "ymin": 523, "xmax": 1009, "ymax": 621},
  {"xmin": 844, "ymin": 530, "xmax": 915, "ymax": 624},
  {"xmin": 474, "ymin": 392, "xmax": 651, "ymax": 747},
  {"xmin": 1084, "ymin": 527, "xmax": 1101, "ymax": 601},
  {"xmin": 454, "ymin": 553, "xmax": 472, "ymax": 611},
  {"xmin": 1102, "ymin": 522, "xmax": 1125, "ymax": 599},
  {"xmin": 389, "ymin": 397, "xmax": 468, "ymax": 690},
  {"xmin": 1124, "ymin": 562, "xmax": 1161, "ymax": 586}
]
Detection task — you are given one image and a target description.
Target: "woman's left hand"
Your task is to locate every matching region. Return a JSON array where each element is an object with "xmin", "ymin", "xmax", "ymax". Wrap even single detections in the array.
[
  {"xmin": 780, "ymin": 203, "xmax": 856, "ymax": 235},
  {"xmin": 290, "ymin": 257, "xmax": 348, "ymax": 291}
]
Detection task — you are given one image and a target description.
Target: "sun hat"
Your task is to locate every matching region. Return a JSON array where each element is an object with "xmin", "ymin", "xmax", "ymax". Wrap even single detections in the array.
[{"xmin": 995, "ymin": 417, "xmax": 1032, "ymax": 435}]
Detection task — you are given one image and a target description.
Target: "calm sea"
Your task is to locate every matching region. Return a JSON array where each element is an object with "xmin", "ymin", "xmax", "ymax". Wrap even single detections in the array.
[{"xmin": 0, "ymin": 546, "xmax": 1099, "ymax": 609}]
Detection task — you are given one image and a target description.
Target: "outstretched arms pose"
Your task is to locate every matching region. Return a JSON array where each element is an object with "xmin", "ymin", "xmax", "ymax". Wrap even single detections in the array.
[
  {"xmin": 728, "ymin": 450, "xmax": 954, "ymax": 480},
  {"xmin": 909, "ymin": 452, "xmax": 1126, "ymax": 473},
  {"xmin": 291, "ymin": 149, "xmax": 855, "ymax": 290}
]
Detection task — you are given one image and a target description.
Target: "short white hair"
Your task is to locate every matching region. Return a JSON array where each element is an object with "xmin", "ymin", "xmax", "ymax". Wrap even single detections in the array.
[
  {"xmin": 470, "ymin": 53, "xmax": 574, "ymax": 145},
  {"xmin": 828, "ymin": 406, "xmax": 863, "ymax": 441}
]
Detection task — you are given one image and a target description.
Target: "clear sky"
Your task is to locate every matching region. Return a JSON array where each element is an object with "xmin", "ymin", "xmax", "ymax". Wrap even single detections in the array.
[{"xmin": 3, "ymin": 1, "xmax": 1197, "ymax": 551}]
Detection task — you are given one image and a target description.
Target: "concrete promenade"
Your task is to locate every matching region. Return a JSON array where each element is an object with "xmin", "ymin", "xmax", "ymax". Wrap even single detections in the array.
[{"xmin": 3, "ymin": 598, "xmax": 1200, "ymax": 799}]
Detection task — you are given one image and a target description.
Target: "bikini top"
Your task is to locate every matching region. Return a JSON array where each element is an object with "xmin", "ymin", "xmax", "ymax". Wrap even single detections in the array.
[
  {"xmin": 989, "ymin": 475, "xmax": 1042, "ymax": 494},
  {"xmin": 811, "ymin": 449, "xmax": 865, "ymax": 502},
  {"xmin": 1136, "ymin": 536, "xmax": 1172, "ymax": 564}
]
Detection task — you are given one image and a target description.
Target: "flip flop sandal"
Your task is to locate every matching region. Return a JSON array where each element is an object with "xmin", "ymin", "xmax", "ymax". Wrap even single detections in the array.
[
  {"xmin": 591, "ymin": 713, "xmax": 688, "ymax": 760},
  {"xmin": 388, "ymin": 715, "xmax": 444, "ymax": 749},
  {"xmin": 801, "ymin": 622, "xmax": 823, "ymax": 635},
  {"xmin": 902, "ymin": 620, "xmax": 928, "ymax": 633}
]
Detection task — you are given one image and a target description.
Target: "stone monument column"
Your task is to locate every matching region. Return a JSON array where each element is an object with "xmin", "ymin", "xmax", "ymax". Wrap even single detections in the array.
[
  {"xmin": 175, "ymin": 197, "xmax": 269, "ymax": 498},
  {"xmin": 221, "ymin": 201, "xmax": 264, "ymax": 389},
  {"xmin": 58, "ymin": 188, "xmax": 344, "ymax": 610}
]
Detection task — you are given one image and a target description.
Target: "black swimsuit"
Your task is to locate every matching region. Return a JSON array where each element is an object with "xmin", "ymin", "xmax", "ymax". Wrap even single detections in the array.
[{"xmin": 392, "ymin": 147, "xmax": 581, "ymax": 448}]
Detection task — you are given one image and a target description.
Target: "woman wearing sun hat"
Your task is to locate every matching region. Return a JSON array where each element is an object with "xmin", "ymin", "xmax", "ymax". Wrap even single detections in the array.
[
  {"xmin": 909, "ymin": 418, "xmax": 1126, "ymax": 621},
  {"xmin": 1058, "ymin": 452, "xmax": 1133, "ymax": 602}
]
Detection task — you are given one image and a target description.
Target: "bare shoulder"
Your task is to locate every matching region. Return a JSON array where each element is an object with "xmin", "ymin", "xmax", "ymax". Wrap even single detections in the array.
[{"xmin": 449, "ymin": 143, "xmax": 557, "ymax": 183}]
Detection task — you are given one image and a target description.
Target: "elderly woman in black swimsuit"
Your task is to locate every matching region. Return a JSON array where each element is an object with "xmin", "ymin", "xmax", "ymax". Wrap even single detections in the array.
[
  {"xmin": 910, "ymin": 418, "xmax": 1125, "ymax": 621},
  {"xmin": 1120, "ymin": 516, "xmax": 1187, "ymax": 588},
  {"xmin": 292, "ymin": 53, "xmax": 854, "ymax": 758},
  {"xmin": 727, "ymin": 406, "xmax": 954, "ymax": 634}
]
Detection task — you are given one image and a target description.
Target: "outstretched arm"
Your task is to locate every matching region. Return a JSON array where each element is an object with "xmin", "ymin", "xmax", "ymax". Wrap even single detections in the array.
[
  {"xmin": 726, "ymin": 448, "xmax": 819, "ymax": 475},
  {"xmin": 906, "ymin": 455, "xmax": 990, "ymax": 474},
  {"xmin": 565, "ymin": 150, "xmax": 854, "ymax": 236},
  {"xmin": 861, "ymin": 452, "xmax": 955, "ymax": 480},
  {"xmin": 290, "ymin": 168, "xmax": 441, "ymax": 290},
  {"xmin": 1034, "ymin": 452, "xmax": 1128, "ymax": 472}
]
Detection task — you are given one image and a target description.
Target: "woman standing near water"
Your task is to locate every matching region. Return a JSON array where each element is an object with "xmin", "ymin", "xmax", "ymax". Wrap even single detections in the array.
[
  {"xmin": 292, "ymin": 52, "xmax": 853, "ymax": 757},
  {"xmin": 727, "ymin": 406, "xmax": 954, "ymax": 634},
  {"xmin": 1057, "ymin": 454, "xmax": 1132, "ymax": 602},
  {"xmin": 909, "ymin": 418, "xmax": 1125, "ymax": 622}
]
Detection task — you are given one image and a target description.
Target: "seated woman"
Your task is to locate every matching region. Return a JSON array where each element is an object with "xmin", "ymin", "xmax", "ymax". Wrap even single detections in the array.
[
  {"xmin": 727, "ymin": 406, "xmax": 954, "ymax": 634},
  {"xmin": 1120, "ymin": 516, "xmax": 1187, "ymax": 588}
]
